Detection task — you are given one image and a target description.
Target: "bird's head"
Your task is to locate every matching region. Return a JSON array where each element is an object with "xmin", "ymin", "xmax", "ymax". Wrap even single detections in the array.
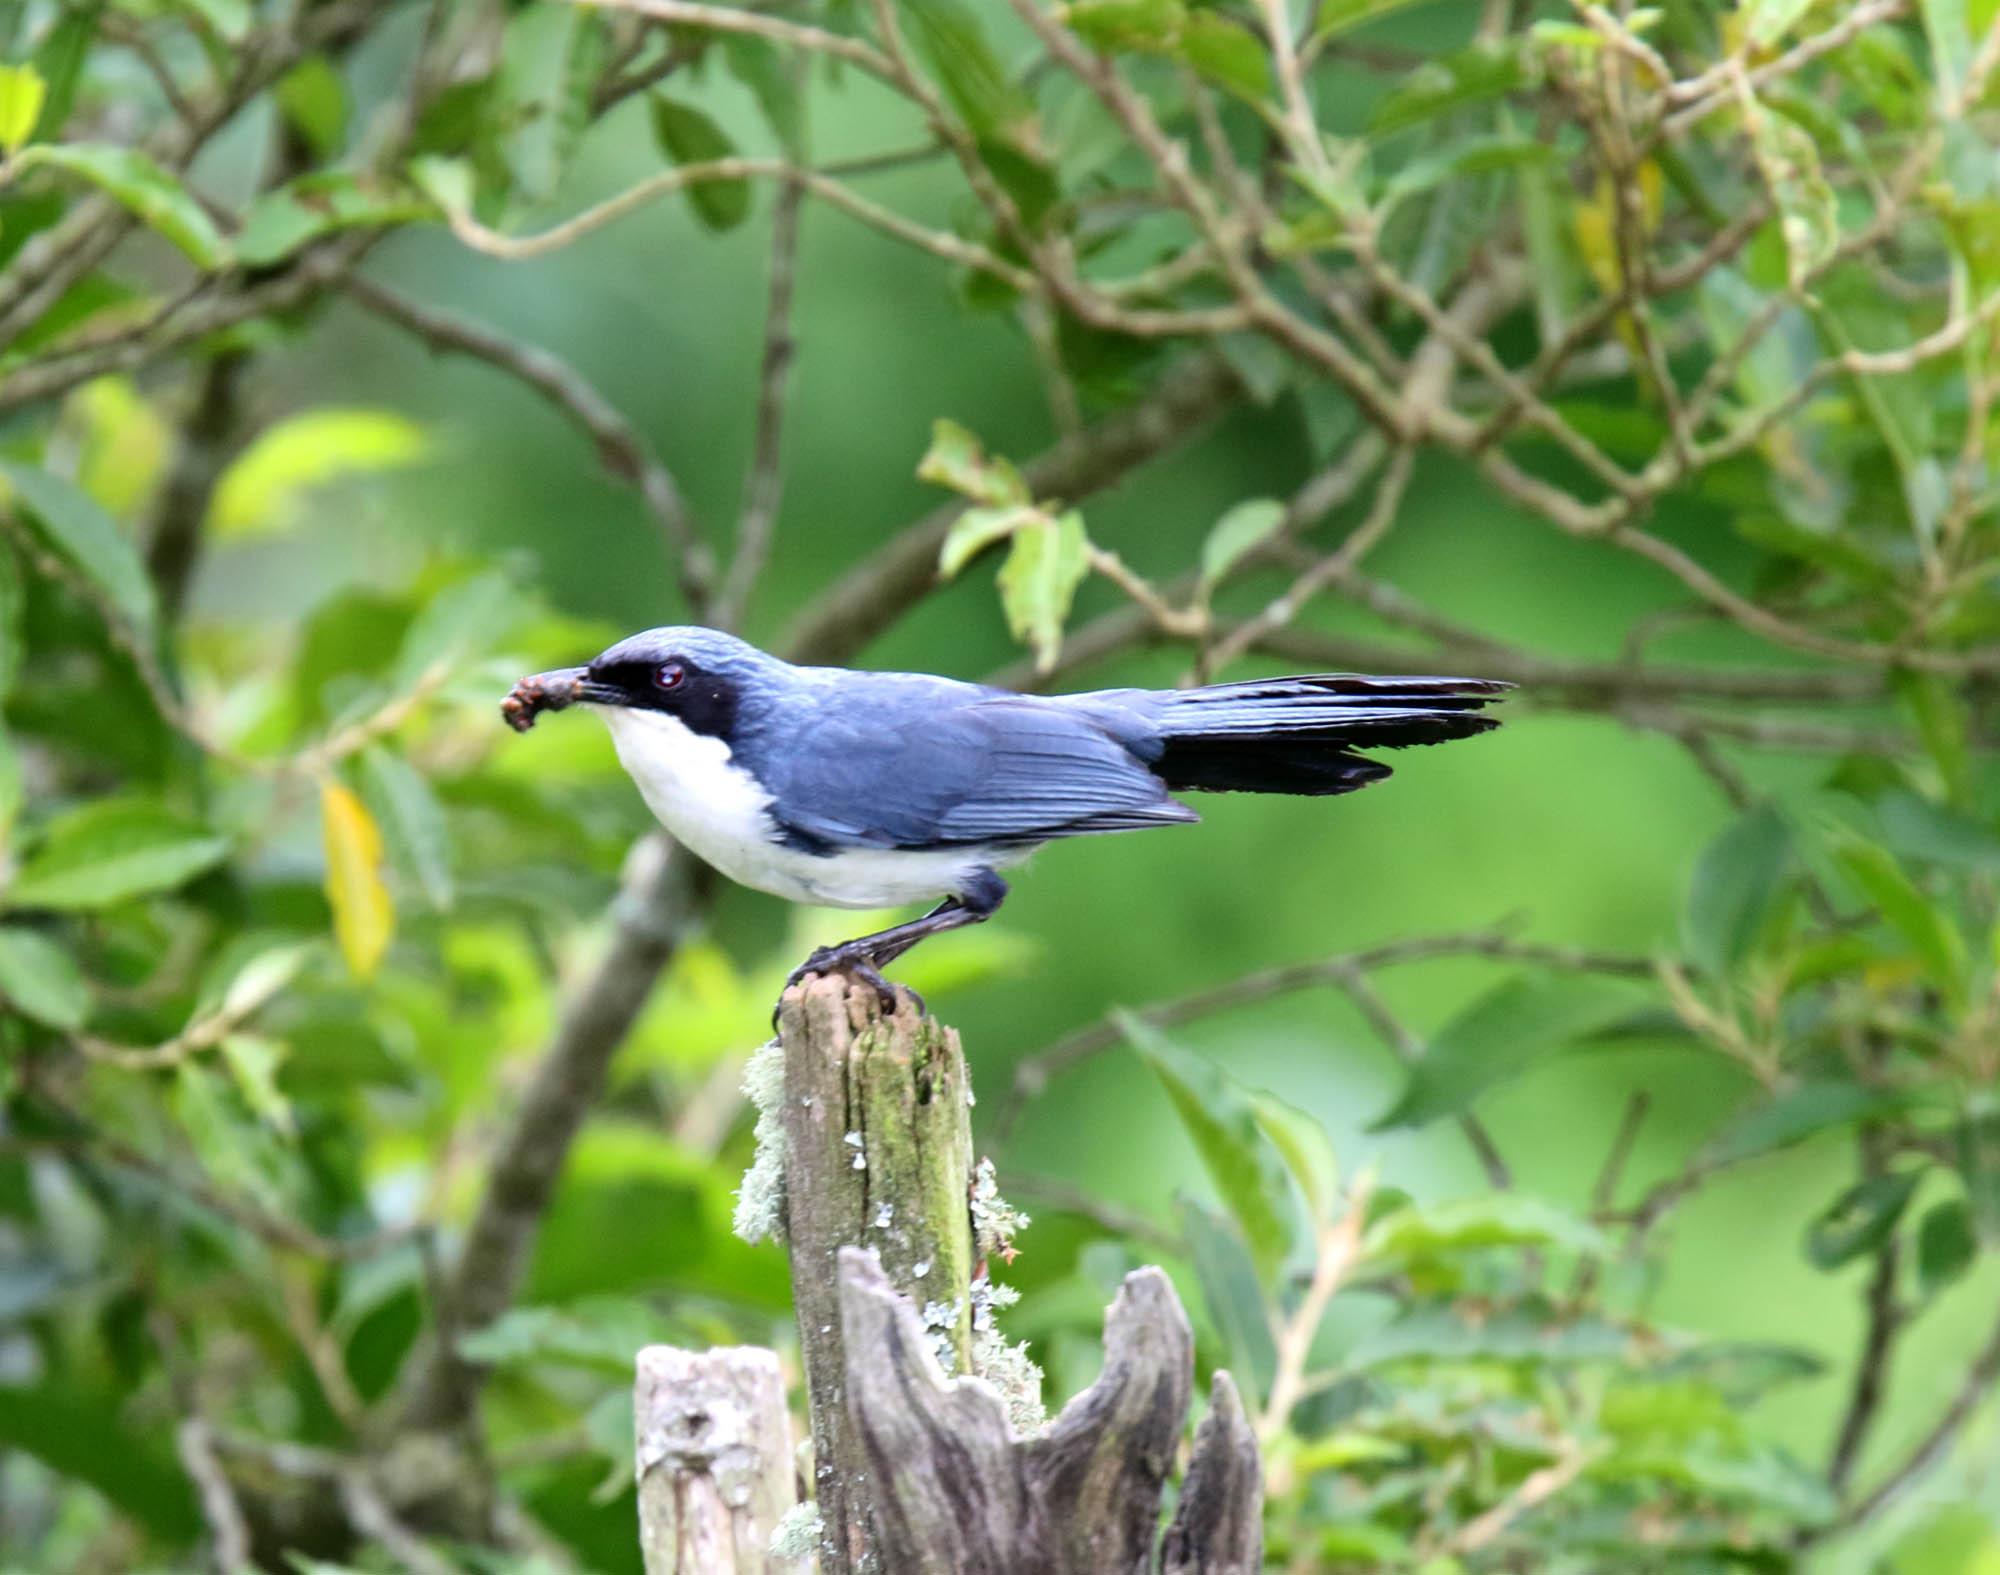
[{"xmin": 501, "ymin": 626, "xmax": 772, "ymax": 735}]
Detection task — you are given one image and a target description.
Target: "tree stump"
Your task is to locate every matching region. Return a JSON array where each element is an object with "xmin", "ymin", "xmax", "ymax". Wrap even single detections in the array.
[
  {"xmin": 778, "ymin": 977, "xmax": 977, "ymax": 1571},
  {"xmin": 634, "ymin": 1345, "xmax": 805, "ymax": 1575},
  {"xmin": 838, "ymin": 1247, "xmax": 1262, "ymax": 1575},
  {"xmin": 745, "ymin": 974, "xmax": 1263, "ymax": 1575}
]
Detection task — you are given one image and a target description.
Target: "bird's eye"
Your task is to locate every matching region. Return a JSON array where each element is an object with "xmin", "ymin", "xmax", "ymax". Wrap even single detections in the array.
[{"xmin": 654, "ymin": 661, "xmax": 686, "ymax": 692}]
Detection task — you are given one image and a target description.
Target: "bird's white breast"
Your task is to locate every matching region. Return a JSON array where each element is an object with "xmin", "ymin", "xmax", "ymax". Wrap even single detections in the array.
[{"xmin": 593, "ymin": 706, "xmax": 1005, "ymax": 909}]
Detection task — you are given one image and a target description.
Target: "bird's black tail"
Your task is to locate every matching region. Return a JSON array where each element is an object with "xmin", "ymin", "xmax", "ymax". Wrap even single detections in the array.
[{"xmin": 1150, "ymin": 674, "xmax": 1509, "ymax": 796}]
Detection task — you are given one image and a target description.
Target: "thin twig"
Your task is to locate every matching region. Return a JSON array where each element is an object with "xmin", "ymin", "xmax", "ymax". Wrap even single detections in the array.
[
  {"xmin": 176, "ymin": 1419, "xmax": 254, "ymax": 1574},
  {"xmin": 340, "ymin": 1467, "xmax": 462, "ymax": 1575},
  {"xmin": 717, "ymin": 173, "xmax": 805, "ymax": 628},
  {"xmin": 1439, "ymin": 1443, "xmax": 1603, "ymax": 1556},
  {"xmin": 1207, "ymin": 445, "xmax": 1415, "ymax": 670},
  {"xmin": 1803, "ymin": 1301, "xmax": 2000, "ymax": 1545},
  {"xmin": 1261, "ymin": 1174, "xmax": 1373, "ymax": 1447}
]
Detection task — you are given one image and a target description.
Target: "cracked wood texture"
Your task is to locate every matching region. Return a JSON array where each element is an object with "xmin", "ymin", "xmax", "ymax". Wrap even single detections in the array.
[
  {"xmin": 839, "ymin": 1246, "xmax": 1263, "ymax": 1575},
  {"xmin": 778, "ymin": 976, "xmax": 977, "ymax": 1575},
  {"xmin": 634, "ymin": 1345, "xmax": 801, "ymax": 1575}
]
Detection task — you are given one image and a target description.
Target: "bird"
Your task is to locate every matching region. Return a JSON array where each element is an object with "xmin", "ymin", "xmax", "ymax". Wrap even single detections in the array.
[{"xmin": 503, "ymin": 627, "xmax": 1508, "ymax": 1012}]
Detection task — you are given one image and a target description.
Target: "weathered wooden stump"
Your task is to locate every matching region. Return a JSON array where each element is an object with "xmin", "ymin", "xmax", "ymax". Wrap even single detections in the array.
[
  {"xmin": 777, "ymin": 977, "xmax": 979, "ymax": 1570},
  {"xmin": 634, "ymin": 1345, "xmax": 806, "ymax": 1575},
  {"xmin": 839, "ymin": 1247, "xmax": 1262, "ymax": 1574}
]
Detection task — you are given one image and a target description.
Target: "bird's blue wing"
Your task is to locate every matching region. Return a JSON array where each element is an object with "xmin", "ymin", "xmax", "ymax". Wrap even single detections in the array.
[{"xmin": 747, "ymin": 683, "xmax": 1194, "ymax": 850}]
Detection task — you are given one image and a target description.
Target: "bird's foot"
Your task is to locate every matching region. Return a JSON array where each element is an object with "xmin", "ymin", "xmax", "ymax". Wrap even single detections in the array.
[{"xmin": 775, "ymin": 944, "xmax": 923, "ymax": 1026}]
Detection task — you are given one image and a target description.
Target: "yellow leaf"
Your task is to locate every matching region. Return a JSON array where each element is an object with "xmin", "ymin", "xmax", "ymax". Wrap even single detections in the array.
[
  {"xmin": 65, "ymin": 377, "xmax": 172, "ymax": 518},
  {"xmin": 1572, "ymin": 162, "xmax": 1664, "ymax": 295},
  {"xmin": 0, "ymin": 64, "xmax": 47, "ymax": 155},
  {"xmin": 320, "ymin": 780, "xmax": 394, "ymax": 979}
]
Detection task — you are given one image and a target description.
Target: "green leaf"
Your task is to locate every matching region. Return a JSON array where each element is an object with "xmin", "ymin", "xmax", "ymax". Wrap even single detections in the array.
[
  {"xmin": 0, "ymin": 730, "xmax": 22, "ymax": 844},
  {"xmin": 210, "ymin": 407, "xmax": 430, "ymax": 537},
  {"xmin": 13, "ymin": 144, "xmax": 228, "ymax": 266},
  {"xmin": 9, "ymin": 800, "xmax": 228, "ymax": 911},
  {"xmin": 0, "ymin": 458, "xmax": 157, "ymax": 644},
  {"xmin": 320, "ymin": 780, "xmax": 394, "ymax": 980},
  {"xmin": 1880, "ymin": 791, "xmax": 2000, "ymax": 871},
  {"xmin": 0, "ymin": 62, "xmax": 47, "ymax": 154},
  {"xmin": 1916, "ymin": 1199, "xmax": 1976, "ymax": 1296},
  {"xmin": 1834, "ymin": 836, "xmax": 1968, "ymax": 999},
  {"xmin": 900, "ymin": 0, "xmax": 1027, "ymax": 140},
  {"xmin": 724, "ymin": 37, "xmax": 806, "ymax": 159},
  {"xmin": 408, "ymin": 155, "xmax": 474, "ymax": 216},
  {"xmin": 219, "ymin": 944, "xmax": 311, "ymax": 1021},
  {"xmin": 1314, "ymin": 0, "xmax": 1431, "ymax": 38},
  {"xmin": 939, "ymin": 504, "xmax": 1038, "ymax": 579},
  {"xmin": 0, "ymin": 925, "xmax": 89, "ymax": 1029},
  {"xmin": 27, "ymin": 1, "xmax": 100, "ymax": 145},
  {"xmin": 1200, "ymin": 498, "xmax": 1286, "ymax": 587},
  {"xmin": 647, "ymin": 95, "xmax": 749, "ymax": 232},
  {"xmin": 552, "ymin": 10, "xmax": 612, "ymax": 179},
  {"xmin": 1371, "ymin": 974, "xmax": 1644, "ymax": 1130},
  {"xmin": 1742, "ymin": 0, "xmax": 1822, "ymax": 48},
  {"xmin": 917, "ymin": 418, "xmax": 1030, "ymax": 506},
  {"xmin": 1250, "ymin": 1092, "xmax": 1338, "ymax": 1223},
  {"xmin": 1684, "ymin": 805, "xmax": 1791, "ymax": 978},
  {"xmin": 1805, "ymin": 1170, "xmax": 1922, "ymax": 1269},
  {"xmin": 1380, "ymin": 134, "xmax": 1558, "ymax": 212},
  {"xmin": 1885, "ymin": 1506, "xmax": 2000, "ymax": 1575},
  {"xmin": 390, "ymin": 570, "xmax": 514, "ymax": 693},
  {"xmin": 360, "ymin": 748, "xmax": 453, "ymax": 911},
  {"xmin": 1895, "ymin": 670, "xmax": 1974, "ymax": 806},
  {"xmin": 0, "ymin": 542, "xmax": 21, "ymax": 700},
  {"xmin": 174, "ymin": 1058, "xmax": 290, "ymax": 1207},
  {"xmin": 1955, "ymin": 1115, "xmax": 2000, "ymax": 1241},
  {"xmin": 1179, "ymin": 1198, "xmax": 1277, "ymax": 1405},
  {"xmin": 456, "ymin": 1298, "xmax": 678, "ymax": 1372},
  {"xmin": 1065, "ymin": 0, "xmax": 1185, "ymax": 51},
  {"xmin": 1369, "ymin": 42, "xmax": 1529, "ymax": 137},
  {"xmin": 996, "ymin": 510, "xmax": 1089, "ymax": 675},
  {"xmin": 1179, "ymin": 13, "xmax": 1270, "ymax": 101},
  {"xmin": 1712, "ymin": 1083, "xmax": 1913, "ymax": 1165},
  {"xmin": 219, "ymin": 1033, "xmax": 295, "ymax": 1137},
  {"xmin": 1921, "ymin": 0, "xmax": 1974, "ymax": 106},
  {"xmin": 1365, "ymin": 1193, "xmax": 1607, "ymax": 1262},
  {"xmin": 235, "ymin": 174, "xmax": 430, "ymax": 267},
  {"xmin": 1122, "ymin": 1010, "xmax": 1295, "ymax": 1278},
  {"xmin": 1348, "ymin": 1293, "xmax": 1632, "ymax": 1368},
  {"xmin": 0, "ymin": 1383, "xmax": 200, "ymax": 1542},
  {"xmin": 1743, "ymin": 91, "xmax": 1838, "ymax": 288},
  {"xmin": 274, "ymin": 56, "xmax": 349, "ymax": 161}
]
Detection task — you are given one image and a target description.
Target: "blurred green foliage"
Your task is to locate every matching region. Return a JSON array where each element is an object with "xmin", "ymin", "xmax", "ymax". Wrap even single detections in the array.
[{"xmin": 1, "ymin": 0, "xmax": 1999, "ymax": 1571}]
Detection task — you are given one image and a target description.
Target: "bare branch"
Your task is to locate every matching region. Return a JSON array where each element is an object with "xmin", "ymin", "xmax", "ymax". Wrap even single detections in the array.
[
  {"xmin": 717, "ymin": 174, "xmax": 805, "ymax": 629},
  {"xmin": 1804, "ymin": 1301, "xmax": 2000, "ymax": 1545}
]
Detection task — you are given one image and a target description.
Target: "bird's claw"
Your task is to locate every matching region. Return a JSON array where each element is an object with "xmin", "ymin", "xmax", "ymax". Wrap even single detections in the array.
[{"xmin": 773, "ymin": 945, "xmax": 921, "ymax": 1027}]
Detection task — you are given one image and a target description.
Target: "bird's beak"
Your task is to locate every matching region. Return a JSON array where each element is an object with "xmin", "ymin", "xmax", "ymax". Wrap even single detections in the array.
[{"xmin": 501, "ymin": 667, "xmax": 625, "ymax": 732}]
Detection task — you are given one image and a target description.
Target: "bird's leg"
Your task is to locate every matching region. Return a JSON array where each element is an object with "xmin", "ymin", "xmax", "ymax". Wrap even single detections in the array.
[{"xmin": 778, "ymin": 871, "xmax": 1007, "ymax": 1020}]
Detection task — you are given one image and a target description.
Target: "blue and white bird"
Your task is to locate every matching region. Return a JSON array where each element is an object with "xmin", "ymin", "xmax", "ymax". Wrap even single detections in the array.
[{"xmin": 503, "ymin": 628, "xmax": 1507, "ymax": 1006}]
